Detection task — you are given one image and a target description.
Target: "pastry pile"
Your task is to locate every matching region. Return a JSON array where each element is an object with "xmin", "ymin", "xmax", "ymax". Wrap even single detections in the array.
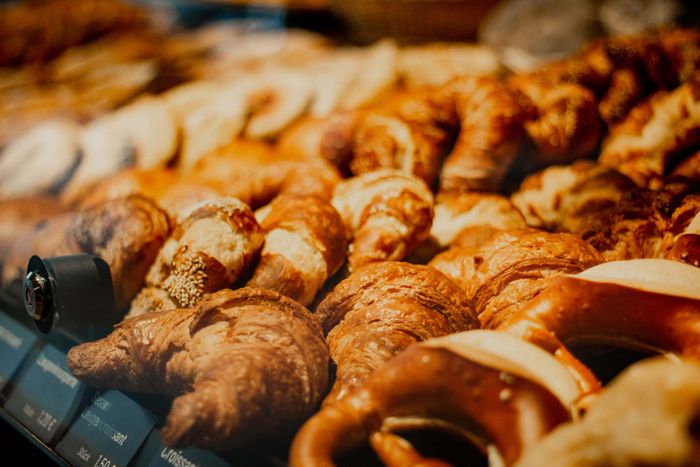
[{"xmin": 1, "ymin": 13, "xmax": 700, "ymax": 465}]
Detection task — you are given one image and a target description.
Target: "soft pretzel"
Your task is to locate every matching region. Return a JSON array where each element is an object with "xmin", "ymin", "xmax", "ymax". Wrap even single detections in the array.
[
  {"xmin": 315, "ymin": 261, "xmax": 478, "ymax": 404},
  {"xmin": 500, "ymin": 259, "xmax": 700, "ymax": 396},
  {"xmin": 1, "ymin": 195, "xmax": 170, "ymax": 310},
  {"xmin": 127, "ymin": 197, "xmax": 264, "ymax": 317},
  {"xmin": 331, "ymin": 170, "xmax": 434, "ymax": 271},
  {"xmin": 290, "ymin": 330, "xmax": 581, "ymax": 467},
  {"xmin": 247, "ymin": 194, "xmax": 347, "ymax": 306},
  {"xmin": 68, "ymin": 288, "xmax": 328, "ymax": 451},
  {"xmin": 515, "ymin": 358, "xmax": 700, "ymax": 467}
]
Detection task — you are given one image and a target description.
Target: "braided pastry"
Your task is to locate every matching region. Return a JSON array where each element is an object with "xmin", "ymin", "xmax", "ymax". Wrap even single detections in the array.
[
  {"xmin": 1, "ymin": 195, "xmax": 170, "ymax": 310},
  {"xmin": 331, "ymin": 170, "xmax": 434, "ymax": 271},
  {"xmin": 500, "ymin": 259, "xmax": 700, "ymax": 396},
  {"xmin": 247, "ymin": 194, "xmax": 347, "ymax": 306},
  {"xmin": 68, "ymin": 288, "xmax": 328, "ymax": 451},
  {"xmin": 127, "ymin": 197, "xmax": 264, "ymax": 317},
  {"xmin": 290, "ymin": 330, "xmax": 581, "ymax": 467},
  {"xmin": 315, "ymin": 261, "xmax": 478, "ymax": 404}
]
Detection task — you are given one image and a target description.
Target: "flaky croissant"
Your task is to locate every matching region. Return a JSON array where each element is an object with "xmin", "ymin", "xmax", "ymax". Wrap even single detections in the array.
[
  {"xmin": 1, "ymin": 195, "xmax": 170, "ymax": 310},
  {"xmin": 247, "ymin": 194, "xmax": 347, "ymax": 306},
  {"xmin": 127, "ymin": 197, "xmax": 264, "ymax": 317},
  {"xmin": 331, "ymin": 170, "xmax": 434, "ymax": 271},
  {"xmin": 510, "ymin": 160, "xmax": 635, "ymax": 233},
  {"xmin": 189, "ymin": 139, "xmax": 340, "ymax": 209},
  {"xmin": 430, "ymin": 229, "xmax": 603, "ymax": 329},
  {"xmin": 599, "ymin": 74, "xmax": 700, "ymax": 189},
  {"xmin": 315, "ymin": 261, "xmax": 478, "ymax": 404},
  {"xmin": 68, "ymin": 288, "xmax": 329, "ymax": 451}
]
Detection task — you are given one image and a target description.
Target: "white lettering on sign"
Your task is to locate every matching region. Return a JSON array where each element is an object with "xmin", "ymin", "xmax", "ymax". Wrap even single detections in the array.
[
  {"xmin": 160, "ymin": 448, "xmax": 197, "ymax": 467},
  {"xmin": 93, "ymin": 454, "xmax": 114, "ymax": 467},
  {"xmin": 37, "ymin": 409, "xmax": 57, "ymax": 432},
  {"xmin": 0, "ymin": 324, "xmax": 22, "ymax": 349},
  {"xmin": 80, "ymin": 409, "xmax": 129, "ymax": 447},
  {"xmin": 92, "ymin": 394, "xmax": 112, "ymax": 412},
  {"xmin": 78, "ymin": 446, "xmax": 92, "ymax": 462},
  {"xmin": 22, "ymin": 402, "xmax": 35, "ymax": 418},
  {"xmin": 36, "ymin": 353, "xmax": 78, "ymax": 389}
]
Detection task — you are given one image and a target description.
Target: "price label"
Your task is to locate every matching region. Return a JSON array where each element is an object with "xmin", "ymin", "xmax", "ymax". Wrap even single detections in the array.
[
  {"xmin": 132, "ymin": 429, "xmax": 231, "ymax": 467},
  {"xmin": 0, "ymin": 312, "xmax": 38, "ymax": 391},
  {"xmin": 4, "ymin": 343, "xmax": 85, "ymax": 443},
  {"xmin": 56, "ymin": 390, "xmax": 157, "ymax": 467}
]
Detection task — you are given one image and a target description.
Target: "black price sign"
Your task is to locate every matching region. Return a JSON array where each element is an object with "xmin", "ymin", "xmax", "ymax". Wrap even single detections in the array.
[
  {"xmin": 56, "ymin": 390, "xmax": 157, "ymax": 467},
  {"xmin": 132, "ymin": 429, "xmax": 230, "ymax": 467},
  {"xmin": 0, "ymin": 312, "xmax": 38, "ymax": 390},
  {"xmin": 4, "ymin": 343, "xmax": 85, "ymax": 443}
]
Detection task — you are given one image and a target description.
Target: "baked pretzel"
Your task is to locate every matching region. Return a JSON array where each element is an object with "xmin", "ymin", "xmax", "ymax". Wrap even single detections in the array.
[
  {"xmin": 500, "ymin": 259, "xmax": 700, "ymax": 396},
  {"xmin": 290, "ymin": 331, "xmax": 581, "ymax": 467}
]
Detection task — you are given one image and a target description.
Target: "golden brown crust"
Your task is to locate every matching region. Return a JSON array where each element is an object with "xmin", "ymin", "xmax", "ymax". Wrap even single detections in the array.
[
  {"xmin": 290, "ymin": 343, "xmax": 569, "ymax": 467},
  {"xmin": 599, "ymin": 75, "xmax": 700, "ymax": 188},
  {"xmin": 466, "ymin": 229, "xmax": 604, "ymax": 329},
  {"xmin": 332, "ymin": 170, "xmax": 434, "ymax": 271},
  {"xmin": 247, "ymin": 194, "xmax": 347, "ymax": 305},
  {"xmin": 427, "ymin": 246, "xmax": 478, "ymax": 292},
  {"xmin": 1, "ymin": 195, "xmax": 170, "ymax": 310},
  {"xmin": 316, "ymin": 261, "xmax": 477, "ymax": 334},
  {"xmin": 500, "ymin": 272, "xmax": 700, "ymax": 394},
  {"xmin": 68, "ymin": 287, "xmax": 329, "ymax": 451},
  {"xmin": 511, "ymin": 160, "xmax": 636, "ymax": 232},
  {"xmin": 510, "ymin": 79, "xmax": 602, "ymax": 166},
  {"xmin": 128, "ymin": 197, "xmax": 264, "ymax": 316},
  {"xmin": 190, "ymin": 139, "xmax": 341, "ymax": 208}
]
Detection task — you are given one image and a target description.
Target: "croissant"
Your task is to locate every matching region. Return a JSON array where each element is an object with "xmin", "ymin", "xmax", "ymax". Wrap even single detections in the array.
[
  {"xmin": 290, "ymin": 330, "xmax": 581, "ymax": 467},
  {"xmin": 79, "ymin": 168, "xmax": 224, "ymax": 220},
  {"xmin": 1, "ymin": 195, "xmax": 170, "ymax": 310},
  {"xmin": 189, "ymin": 139, "xmax": 340, "ymax": 209},
  {"xmin": 127, "ymin": 197, "xmax": 264, "ymax": 317},
  {"xmin": 68, "ymin": 288, "xmax": 329, "ymax": 451},
  {"xmin": 599, "ymin": 74, "xmax": 700, "ymax": 188},
  {"xmin": 582, "ymin": 179, "xmax": 698, "ymax": 261},
  {"xmin": 431, "ymin": 229, "xmax": 603, "ymax": 329},
  {"xmin": 510, "ymin": 160, "xmax": 635, "ymax": 233},
  {"xmin": 500, "ymin": 259, "xmax": 700, "ymax": 396},
  {"xmin": 247, "ymin": 194, "xmax": 347, "ymax": 306},
  {"xmin": 428, "ymin": 192, "xmax": 526, "ymax": 252},
  {"xmin": 516, "ymin": 358, "xmax": 700, "ymax": 467},
  {"xmin": 508, "ymin": 78, "xmax": 602, "ymax": 167},
  {"xmin": 315, "ymin": 261, "xmax": 478, "ymax": 404},
  {"xmin": 331, "ymin": 170, "xmax": 434, "ymax": 271},
  {"xmin": 407, "ymin": 76, "xmax": 523, "ymax": 193}
]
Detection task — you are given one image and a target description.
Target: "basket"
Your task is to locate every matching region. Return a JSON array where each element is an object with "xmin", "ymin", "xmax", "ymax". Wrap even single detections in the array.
[{"xmin": 329, "ymin": 0, "xmax": 501, "ymax": 44}]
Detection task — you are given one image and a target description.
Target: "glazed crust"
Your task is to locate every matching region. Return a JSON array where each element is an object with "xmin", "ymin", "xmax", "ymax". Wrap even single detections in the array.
[
  {"xmin": 128, "ymin": 197, "xmax": 264, "ymax": 316},
  {"xmin": 331, "ymin": 170, "xmax": 434, "ymax": 271},
  {"xmin": 247, "ymin": 194, "xmax": 347, "ymax": 305},
  {"xmin": 68, "ymin": 287, "xmax": 329, "ymax": 451}
]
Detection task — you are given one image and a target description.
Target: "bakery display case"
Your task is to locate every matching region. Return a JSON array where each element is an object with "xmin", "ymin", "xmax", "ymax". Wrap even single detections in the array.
[{"xmin": 1, "ymin": 0, "xmax": 700, "ymax": 466}]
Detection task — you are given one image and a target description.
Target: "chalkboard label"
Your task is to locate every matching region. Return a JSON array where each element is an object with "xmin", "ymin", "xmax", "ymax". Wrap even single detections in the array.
[
  {"xmin": 56, "ymin": 390, "xmax": 157, "ymax": 467},
  {"xmin": 4, "ymin": 343, "xmax": 85, "ymax": 443},
  {"xmin": 132, "ymin": 429, "xmax": 231, "ymax": 467},
  {"xmin": 0, "ymin": 312, "xmax": 38, "ymax": 391}
]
